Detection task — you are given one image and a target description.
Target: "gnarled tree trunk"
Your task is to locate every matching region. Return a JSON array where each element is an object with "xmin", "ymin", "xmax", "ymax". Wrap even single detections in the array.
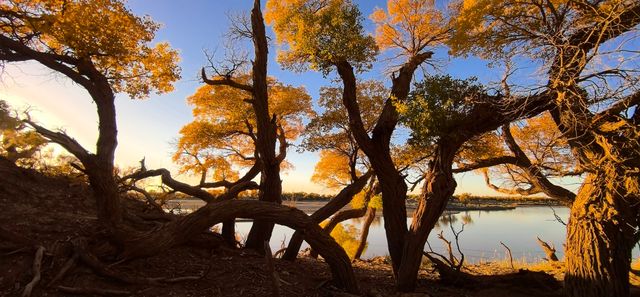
[
  {"xmin": 397, "ymin": 140, "xmax": 460, "ymax": 291},
  {"xmin": 243, "ymin": 0, "xmax": 283, "ymax": 253},
  {"xmin": 564, "ymin": 174, "xmax": 637, "ymax": 297}
]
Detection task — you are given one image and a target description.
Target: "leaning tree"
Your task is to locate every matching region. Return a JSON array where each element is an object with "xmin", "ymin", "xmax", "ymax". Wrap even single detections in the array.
[
  {"xmin": 282, "ymin": 80, "xmax": 385, "ymax": 260},
  {"xmin": 0, "ymin": 0, "xmax": 181, "ymax": 242},
  {"xmin": 451, "ymin": 1, "xmax": 640, "ymax": 296}
]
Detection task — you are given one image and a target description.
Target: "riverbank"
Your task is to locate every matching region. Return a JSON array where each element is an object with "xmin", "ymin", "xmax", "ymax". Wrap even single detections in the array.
[
  {"xmin": 1, "ymin": 159, "xmax": 587, "ymax": 297},
  {"xmin": 165, "ymin": 195, "xmax": 562, "ymax": 215}
]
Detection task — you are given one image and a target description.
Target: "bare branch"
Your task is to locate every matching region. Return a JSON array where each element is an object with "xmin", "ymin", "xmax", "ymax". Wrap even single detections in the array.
[
  {"xmin": 201, "ymin": 68, "xmax": 254, "ymax": 93},
  {"xmin": 23, "ymin": 119, "xmax": 91, "ymax": 164}
]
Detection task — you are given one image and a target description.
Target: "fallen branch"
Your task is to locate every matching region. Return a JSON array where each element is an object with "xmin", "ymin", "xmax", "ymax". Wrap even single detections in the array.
[
  {"xmin": 422, "ymin": 252, "xmax": 476, "ymax": 286},
  {"xmin": 160, "ymin": 275, "xmax": 204, "ymax": 283},
  {"xmin": 3, "ymin": 246, "xmax": 30, "ymax": 256},
  {"xmin": 56, "ymin": 286, "xmax": 131, "ymax": 296},
  {"xmin": 500, "ymin": 241, "xmax": 515, "ymax": 270},
  {"xmin": 22, "ymin": 245, "xmax": 45, "ymax": 297}
]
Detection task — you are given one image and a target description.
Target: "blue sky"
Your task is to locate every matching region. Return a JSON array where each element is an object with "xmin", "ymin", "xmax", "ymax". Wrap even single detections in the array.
[{"xmin": 0, "ymin": 0, "xmax": 574, "ymax": 195}]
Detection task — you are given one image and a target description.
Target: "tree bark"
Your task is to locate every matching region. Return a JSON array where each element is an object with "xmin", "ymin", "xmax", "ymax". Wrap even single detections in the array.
[
  {"xmin": 243, "ymin": 0, "xmax": 283, "ymax": 253},
  {"xmin": 397, "ymin": 140, "xmax": 460, "ymax": 291},
  {"xmin": 564, "ymin": 174, "xmax": 637, "ymax": 297},
  {"xmin": 282, "ymin": 172, "xmax": 371, "ymax": 260},
  {"xmin": 221, "ymin": 219, "xmax": 236, "ymax": 246}
]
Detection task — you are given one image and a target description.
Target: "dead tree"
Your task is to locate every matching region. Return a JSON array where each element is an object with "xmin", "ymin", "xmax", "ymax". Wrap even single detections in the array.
[{"xmin": 423, "ymin": 217, "xmax": 473, "ymax": 285}]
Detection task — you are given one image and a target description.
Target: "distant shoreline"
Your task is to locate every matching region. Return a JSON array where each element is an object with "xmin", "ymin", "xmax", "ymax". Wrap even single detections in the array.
[{"xmin": 165, "ymin": 196, "xmax": 564, "ymax": 216}]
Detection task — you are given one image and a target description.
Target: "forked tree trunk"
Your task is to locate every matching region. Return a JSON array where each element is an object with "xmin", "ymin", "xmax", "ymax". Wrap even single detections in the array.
[
  {"xmin": 243, "ymin": 0, "xmax": 283, "ymax": 253},
  {"xmin": 335, "ymin": 60, "xmax": 412, "ymax": 274},
  {"xmin": 397, "ymin": 140, "xmax": 460, "ymax": 291},
  {"xmin": 564, "ymin": 174, "xmax": 637, "ymax": 297}
]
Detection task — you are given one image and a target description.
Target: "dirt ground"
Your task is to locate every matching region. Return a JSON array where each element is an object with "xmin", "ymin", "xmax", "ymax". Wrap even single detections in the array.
[{"xmin": 0, "ymin": 158, "xmax": 627, "ymax": 297}]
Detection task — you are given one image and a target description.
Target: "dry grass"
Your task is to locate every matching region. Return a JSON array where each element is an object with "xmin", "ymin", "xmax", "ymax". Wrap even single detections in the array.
[{"xmin": 631, "ymin": 258, "xmax": 640, "ymax": 286}]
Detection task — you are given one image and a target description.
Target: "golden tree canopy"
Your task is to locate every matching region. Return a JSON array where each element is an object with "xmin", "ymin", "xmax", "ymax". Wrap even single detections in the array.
[
  {"xmin": 449, "ymin": 0, "xmax": 634, "ymax": 60},
  {"xmin": 0, "ymin": 0, "xmax": 181, "ymax": 98},
  {"xmin": 265, "ymin": 0, "xmax": 378, "ymax": 74},
  {"xmin": 311, "ymin": 150, "xmax": 355, "ymax": 190},
  {"xmin": 174, "ymin": 74, "xmax": 313, "ymax": 180},
  {"xmin": 370, "ymin": 0, "xmax": 449, "ymax": 58}
]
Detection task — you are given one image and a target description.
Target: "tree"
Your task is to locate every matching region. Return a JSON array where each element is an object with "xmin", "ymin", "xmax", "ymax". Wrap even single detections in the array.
[
  {"xmin": 267, "ymin": 0, "xmax": 557, "ymax": 290},
  {"xmin": 282, "ymin": 80, "xmax": 385, "ymax": 260},
  {"xmin": 175, "ymin": 74, "xmax": 312, "ymax": 244},
  {"xmin": 311, "ymin": 150, "xmax": 357, "ymax": 189},
  {"xmin": 175, "ymin": 75, "xmax": 312, "ymax": 183},
  {"xmin": 1, "ymin": 1, "xmax": 360, "ymax": 291},
  {"xmin": 265, "ymin": 0, "xmax": 447, "ymax": 282},
  {"xmin": 397, "ymin": 74, "xmax": 551, "ymax": 290},
  {"xmin": 451, "ymin": 1, "xmax": 640, "ymax": 295},
  {"xmin": 0, "ymin": 0, "xmax": 180, "ymax": 240},
  {"xmin": 0, "ymin": 100, "xmax": 46, "ymax": 165},
  {"xmin": 199, "ymin": 3, "xmax": 287, "ymax": 250}
]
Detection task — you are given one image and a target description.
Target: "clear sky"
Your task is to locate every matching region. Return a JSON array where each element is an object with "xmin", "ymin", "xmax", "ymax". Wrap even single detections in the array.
[{"xmin": 0, "ymin": 0, "xmax": 578, "ymax": 195}]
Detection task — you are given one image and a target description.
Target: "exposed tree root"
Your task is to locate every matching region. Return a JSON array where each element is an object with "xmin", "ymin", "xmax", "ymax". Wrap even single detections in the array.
[
  {"xmin": 47, "ymin": 253, "xmax": 79, "ymax": 287},
  {"xmin": 56, "ymin": 286, "xmax": 131, "ymax": 296},
  {"xmin": 72, "ymin": 238, "xmax": 204, "ymax": 286},
  {"xmin": 120, "ymin": 200, "xmax": 359, "ymax": 294},
  {"xmin": 22, "ymin": 245, "xmax": 45, "ymax": 297}
]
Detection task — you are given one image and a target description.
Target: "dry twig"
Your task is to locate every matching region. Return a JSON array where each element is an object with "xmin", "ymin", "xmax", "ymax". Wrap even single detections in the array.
[
  {"xmin": 22, "ymin": 245, "xmax": 45, "ymax": 297},
  {"xmin": 500, "ymin": 241, "xmax": 515, "ymax": 270}
]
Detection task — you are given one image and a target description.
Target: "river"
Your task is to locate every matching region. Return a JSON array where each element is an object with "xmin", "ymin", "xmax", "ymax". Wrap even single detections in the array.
[{"xmin": 167, "ymin": 201, "xmax": 639, "ymax": 263}]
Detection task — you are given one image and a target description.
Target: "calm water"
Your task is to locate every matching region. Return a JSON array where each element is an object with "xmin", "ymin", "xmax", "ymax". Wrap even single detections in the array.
[{"xmin": 230, "ymin": 206, "xmax": 639, "ymax": 263}]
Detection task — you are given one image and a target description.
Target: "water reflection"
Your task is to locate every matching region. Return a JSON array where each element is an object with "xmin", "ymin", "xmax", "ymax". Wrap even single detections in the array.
[{"xmin": 233, "ymin": 206, "xmax": 639, "ymax": 263}]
